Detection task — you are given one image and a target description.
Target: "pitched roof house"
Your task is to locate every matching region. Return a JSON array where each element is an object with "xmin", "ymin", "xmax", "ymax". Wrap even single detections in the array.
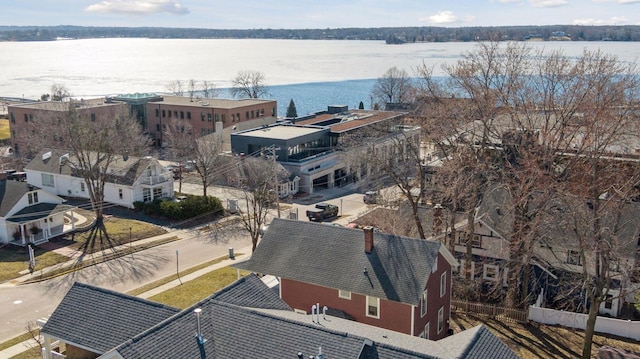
[
  {"xmin": 41, "ymin": 275, "xmax": 517, "ymax": 359},
  {"xmin": 0, "ymin": 179, "xmax": 77, "ymax": 246},
  {"xmin": 24, "ymin": 149, "xmax": 174, "ymax": 209},
  {"xmin": 235, "ymin": 218, "xmax": 459, "ymax": 340}
]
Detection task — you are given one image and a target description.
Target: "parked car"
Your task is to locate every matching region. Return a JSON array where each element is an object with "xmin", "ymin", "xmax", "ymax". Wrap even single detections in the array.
[
  {"xmin": 184, "ymin": 160, "xmax": 196, "ymax": 172},
  {"xmin": 306, "ymin": 203, "xmax": 339, "ymax": 222},
  {"xmin": 363, "ymin": 191, "xmax": 378, "ymax": 204}
]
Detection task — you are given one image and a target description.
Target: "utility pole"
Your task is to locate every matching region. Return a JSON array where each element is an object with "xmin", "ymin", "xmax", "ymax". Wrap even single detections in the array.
[{"xmin": 267, "ymin": 145, "xmax": 281, "ymax": 218}]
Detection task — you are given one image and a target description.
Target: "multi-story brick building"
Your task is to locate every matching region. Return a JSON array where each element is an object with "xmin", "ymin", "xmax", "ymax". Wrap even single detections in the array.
[{"xmin": 8, "ymin": 94, "xmax": 278, "ymax": 154}]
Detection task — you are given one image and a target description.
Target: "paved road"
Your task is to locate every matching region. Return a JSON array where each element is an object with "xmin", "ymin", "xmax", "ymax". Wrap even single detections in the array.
[{"xmin": 0, "ymin": 224, "xmax": 251, "ymax": 341}]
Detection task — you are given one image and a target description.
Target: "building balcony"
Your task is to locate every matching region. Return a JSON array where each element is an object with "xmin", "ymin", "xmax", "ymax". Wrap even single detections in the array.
[{"xmin": 140, "ymin": 172, "xmax": 173, "ymax": 185}]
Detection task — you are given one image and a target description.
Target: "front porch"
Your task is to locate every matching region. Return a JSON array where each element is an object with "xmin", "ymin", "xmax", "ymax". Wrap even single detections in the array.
[{"xmin": 7, "ymin": 203, "xmax": 78, "ymax": 247}]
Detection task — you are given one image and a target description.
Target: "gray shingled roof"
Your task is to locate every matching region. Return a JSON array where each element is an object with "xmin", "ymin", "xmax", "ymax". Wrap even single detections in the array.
[
  {"xmin": 0, "ymin": 180, "xmax": 34, "ymax": 217},
  {"xmin": 208, "ymin": 272, "xmax": 291, "ymax": 310},
  {"xmin": 235, "ymin": 218, "xmax": 444, "ymax": 306},
  {"xmin": 437, "ymin": 324, "xmax": 519, "ymax": 359},
  {"xmin": 7, "ymin": 203, "xmax": 75, "ymax": 223},
  {"xmin": 41, "ymin": 282, "xmax": 180, "ymax": 354}
]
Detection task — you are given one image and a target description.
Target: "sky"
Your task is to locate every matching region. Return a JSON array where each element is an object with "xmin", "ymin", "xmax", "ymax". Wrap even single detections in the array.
[{"xmin": 2, "ymin": 0, "xmax": 640, "ymax": 29}]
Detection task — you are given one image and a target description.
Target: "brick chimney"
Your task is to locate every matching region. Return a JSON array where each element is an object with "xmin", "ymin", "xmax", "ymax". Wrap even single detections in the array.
[
  {"xmin": 433, "ymin": 203, "xmax": 443, "ymax": 236},
  {"xmin": 364, "ymin": 226, "xmax": 374, "ymax": 253}
]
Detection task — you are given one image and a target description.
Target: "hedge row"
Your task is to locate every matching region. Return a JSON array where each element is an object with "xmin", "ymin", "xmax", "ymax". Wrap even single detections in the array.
[{"xmin": 133, "ymin": 195, "xmax": 223, "ymax": 220}]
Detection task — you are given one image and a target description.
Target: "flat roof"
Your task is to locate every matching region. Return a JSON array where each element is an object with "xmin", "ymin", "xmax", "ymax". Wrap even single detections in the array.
[
  {"xmin": 159, "ymin": 96, "xmax": 276, "ymax": 109},
  {"xmin": 8, "ymin": 98, "xmax": 121, "ymax": 111},
  {"xmin": 297, "ymin": 110, "xmax": 407, "ymax": 133},
  {"xmin": 234, "ymin": 125, "xmax": 325, "ymax": 140}
]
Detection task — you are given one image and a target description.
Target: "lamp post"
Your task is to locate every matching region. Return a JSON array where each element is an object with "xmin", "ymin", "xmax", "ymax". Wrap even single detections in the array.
[{"xmin": 129, "ymin": 227, "xmax": 133, "ymax": 259}]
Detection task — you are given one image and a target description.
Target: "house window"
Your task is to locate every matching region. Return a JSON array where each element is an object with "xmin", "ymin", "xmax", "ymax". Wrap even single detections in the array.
[
  {"xmin": 251, "ymin": 110, "xmax": 255, "ymax": 118},
  {"xmin": 459, "ymin": 259, "xmax": 475, "ymax": 279},
  {"xmin": 155, "ymin": 108, "xmax": 159, "ymax": 117},
  {"xmin": 119, "ymin": 189, "xmax": 123, "ymax": 199},
  {"xmin": 207, "ymin": 113, "xmax": 212, "ymax": 122},
  {"xmin": 28, "ymin": 192, "xmax": 39, "ymax": 205},
  {"xmin": 246, "ymin": 111, "xmax": 249, "ymax": 119},
  {"xmin": 604, "ymin": 295, "xmax": 613, "ymax": 309},
  {"xmin": 80, "ymin": 182, "xmax": 85, "ymax": 192},
  {"xmin": 366, "ymin": 296, "xmax": 380, "ymax": 318},
  {"xmin": 338, "ymin": 290, "xmax": 351, "ymax": 300},
  {"xmin": 483, "ymin": 264, "xmax": 499, "ymax": 281},
  {"xmin": 41, "ymin": 173, "xmax": 55, "ymax": 187},
  {"xmin": 153, "ymin": 187, "xmax": 162, "ymax": 199},
  {"xmin": 201, "ymin": 112, "xmax": 205, "ymax": 121},
  {"xmin": 215, "ymin": 114, "xmax": 219, "ymax": 121},
  {"xmin": 187, "ymin": 111, "xmax": 191, "ymax": 120},
  {"xmin": 271, "ymin": 107, "xmax": 276, "ymax": 116},
  {"xmin": 162, "ymin": 110, "xmax": 166, "ymax": 117},
  {"xmin": 143, "ymin": 188, "xmax": 151, "ymax": 202},
  {"xmin": 168, "ymin": 110, "xmax": 172, "ymax": 118},
  {"xmin": 424, "ymin": 322, "xmax": 430, "ymax": 339},
  {"xmin": 10, "ymin": 112, "xmax": 15, "ymax": 123},
  {"xmin": 24, "ymin": 113, "xmax": 28, "ymax": 122},
  {"xmin": 156, "ymin": 124, "xmax": 161, "ymax": 131},
  {"xmin": 90, "ymin": 113, "xmax": 96, "ymax": 121},
  {"xmin": 420, "ymin": 289, "xmax": 428, "ymax": 317},
  {"xmin": 437, "ymin": 307, "xmax": 444, "ymax": 333},
  {"xmin": 221, "ymin": 114, "xmax": 225, "ymax": 123},
  {"xmin": 231, "ymin": 114, "xmax": 235, "ymax": 122},
  {"xmin": 261, "ymin": 109, "xmax": 265, "ymax": 116},
  {"xmin": 567, "ymin": 250, "xmax": 581, "ymax": 265},
  {"xmin": 180, "ymin": 111, "xmax": 184, "ymax": 119},
  {"xmin": 440, "ymin": 272, "xmax": 446, "ymax": 297},
  {"xmin": 237, "ymin": 113, "xmax": 240, "ymax": 121}
]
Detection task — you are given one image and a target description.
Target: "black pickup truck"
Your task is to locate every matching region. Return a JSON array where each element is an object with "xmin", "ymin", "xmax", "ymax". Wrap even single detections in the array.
[{"xmin": 306, "ymin": 203, "xmax": 339, "ymax": 222}]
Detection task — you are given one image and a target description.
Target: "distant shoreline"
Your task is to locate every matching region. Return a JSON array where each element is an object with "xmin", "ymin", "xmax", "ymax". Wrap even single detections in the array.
[{"xmin": 2, "ymin": 24, "xmax": 640, "ymax": 42}]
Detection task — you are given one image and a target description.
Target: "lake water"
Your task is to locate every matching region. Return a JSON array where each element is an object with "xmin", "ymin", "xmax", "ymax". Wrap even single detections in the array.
[{"xmin": 1, "ymin": 39, "xmax": 639, "ymax": 116}]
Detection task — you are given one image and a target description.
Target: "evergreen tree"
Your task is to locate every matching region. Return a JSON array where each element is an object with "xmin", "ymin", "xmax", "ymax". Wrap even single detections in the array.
[
  {"xmin": 359, "ymin": 101, "xmax": 364, "ymax": 109},
  {"xmin": 286, "ymin": 98, "xmax": 298, "ymax": 118}
]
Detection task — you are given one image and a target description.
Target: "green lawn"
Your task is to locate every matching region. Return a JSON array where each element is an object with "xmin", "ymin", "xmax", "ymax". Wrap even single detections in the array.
[{"xmin": 0, "ymin": 217, "xmax": 168, "ymax": 283}]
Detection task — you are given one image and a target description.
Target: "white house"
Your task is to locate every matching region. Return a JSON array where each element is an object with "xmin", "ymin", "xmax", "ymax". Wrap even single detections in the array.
[
  {"xmin": 0, "ymin": 179, "xmax": 77, "ymax": 246},
  {"xmin": 25, "ymin": 149, "xmax": 174, "ymax": 209}
]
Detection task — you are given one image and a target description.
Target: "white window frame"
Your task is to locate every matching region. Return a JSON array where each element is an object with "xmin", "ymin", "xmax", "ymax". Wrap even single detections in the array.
[
  {"xmin": 424, "ymin": 322, "xmax": 430, "ymax": 340},
  {"xmin": 440, "ymin": 272, "xmax": 446, "ymax": 297},
  {"xmin": 566, "ymin": 250, "xmax": 581, "ymax": 265},
  {"xmin": 437, "ymin": 307, "xmax": 444, "ymax": 334},
  {"xmin": 483, "ymin": 264, "xmax": 499, "ymax": 281},
  {"xmin": 338, "ymin": 289, "xmax": 351, "ymax": 300},
  {"xmin": 41, "ymin": 173, "xmax": 55, "ymax": 187},
  {"xmin": 420, "ymin": 289, "xmax": 428, "ymax": 317},
  {"xmin": 366, "ymin": 296, "xmax": 380, "ymax": 319},
  {"xmin": 459, "ymin": 259, "xmax": 475, "ymax": 279},
  {"xmin": 80, "ymin": 182, "xmax": 85, "ymax": 192}
]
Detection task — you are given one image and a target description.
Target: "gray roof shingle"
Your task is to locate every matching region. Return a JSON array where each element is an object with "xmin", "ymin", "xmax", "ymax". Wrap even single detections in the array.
[
  {"xmin": 0, "ymin": 180, "xmax": 33, "ymax": 217},
  {"xmin": 235, "ymin": 218, "xmax": 444, "ymax": 306},
  {"xmin": 41, "ymin": 282, "xmax": 180, "ymax": 354}
]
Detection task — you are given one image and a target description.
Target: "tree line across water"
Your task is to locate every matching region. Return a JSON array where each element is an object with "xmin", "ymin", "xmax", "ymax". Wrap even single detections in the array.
[{"xmin": 2, "ymin": 24, "xmax": 640, "ymax": 42}]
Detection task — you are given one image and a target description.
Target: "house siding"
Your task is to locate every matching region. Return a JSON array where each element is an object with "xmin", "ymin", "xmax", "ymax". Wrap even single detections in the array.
[
  {"xmin": 280, "ymin": 277, "xmax": 414, "ymax": 335},
  {"xmin": 413, "ymin": 253, "xmax": 452, "ymax": 340}
]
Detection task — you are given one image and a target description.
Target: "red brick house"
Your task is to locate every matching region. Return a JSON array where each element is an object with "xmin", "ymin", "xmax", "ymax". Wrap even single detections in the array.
[{"xmin": 236, "ymin": 218, "xmax": 458, "ymax": 340}]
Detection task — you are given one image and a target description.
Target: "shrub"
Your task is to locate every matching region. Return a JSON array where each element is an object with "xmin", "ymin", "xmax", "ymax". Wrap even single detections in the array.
[
  {"xmin": 160, "ymin": 200, "xmax": 182, "ymax": 220},
  {"xmin": 136, "ymin": 195, "xmax": 223, "ymax": 221}
]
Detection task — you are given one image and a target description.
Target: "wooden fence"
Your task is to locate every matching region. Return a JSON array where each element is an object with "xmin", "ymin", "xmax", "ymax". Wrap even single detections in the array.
[{"xmin": 451, "ymin": 299, "xmax": 529, "ymax": 323}]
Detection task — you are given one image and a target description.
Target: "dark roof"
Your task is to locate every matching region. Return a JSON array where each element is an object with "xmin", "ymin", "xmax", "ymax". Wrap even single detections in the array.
[
  {"xmin": 437, "ymin": 324, "xmax": 519, "ymax": 359},
  {"xmin": 0, "ymin": 180, "xmax": 33, "ymax": 217},
  {"xmin": 235, "ymin": 218, "xmax": 444, "ymax": 306},
  {"xmin": 475, "ymin": 185, "xmax": 514, "ymax": 240},
  {"xmin": 45, "ymin": 275, "xmax": 516, "ymax": 359},
  {"xmin": 208, "ymin": 273, "xmax": 291, "ymax": 310},
  {"xmin": 41, "ymin": 282, "xmax": 179, "ymax": 354},
  {"xmin": 7, "ymin": 203, "xmax": 75, "ymax": 223}
]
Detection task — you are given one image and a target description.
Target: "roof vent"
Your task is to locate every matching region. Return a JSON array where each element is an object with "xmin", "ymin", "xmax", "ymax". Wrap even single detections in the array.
[
  {"xmin": 194, "ymin": 308, "xmax": 207, "ymax": 345},
  {"xmin": 42, "ymin": 151, "xmax": 52, "ymax": 161}
]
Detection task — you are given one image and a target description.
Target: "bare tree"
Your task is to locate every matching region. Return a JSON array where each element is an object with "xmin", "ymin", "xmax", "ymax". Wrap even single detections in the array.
[
  {"xmin": 33, "ymin": 105, "xmax": 150, "ymax": 223},
  {"xmin": 230, "ymin": 156, "xmax": 288, "ymax": 252},
  {"xmin": 370, "ymin": 66, "xmax": 413, "ymax": 109},
  {"xmin": 164, "ymin": 120, "xmax": 227, "ymax": 199},
  {"xmin": 163, "ymin": 119, "xmax": 195, "ymax": 193},
  {"xmin": 230, "ymin": 70, "xmax": 269, "ymax": 99},
  {"xmin": 188, "ymin": 79, "xmax": 197, "ymax": 101},
  {"xmin": 50, "ymin": 83, "xmax": 70, "ymax": 102},
  {"xmin": 166, "ymin": 80, "xmax": 184, "ymax": 96},
  {"xmin": 201, "ymin": 80, "xmax": 219, "ymax": 99}
]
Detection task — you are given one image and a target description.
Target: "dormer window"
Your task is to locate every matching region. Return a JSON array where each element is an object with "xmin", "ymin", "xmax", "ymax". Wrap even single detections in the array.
[{"xmin": 28, "ymin": 192, "xmax": 39, "ymax": 205}]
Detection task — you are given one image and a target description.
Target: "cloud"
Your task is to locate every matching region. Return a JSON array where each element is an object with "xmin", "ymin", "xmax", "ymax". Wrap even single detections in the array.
[
  {"xmin": 422, "ymin": 11, "xmax": 458, "ymax": 24},
  {"xmin": 85, "ymin": 0, "xmax": 189, "ymax": 15},
  {"xmin": 529, "ymin": 0, "xmax": 568, "ymax": 7},
  {"xmin": 573, "ymin": 16, "xmax": 628, "ymax": 24}
]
